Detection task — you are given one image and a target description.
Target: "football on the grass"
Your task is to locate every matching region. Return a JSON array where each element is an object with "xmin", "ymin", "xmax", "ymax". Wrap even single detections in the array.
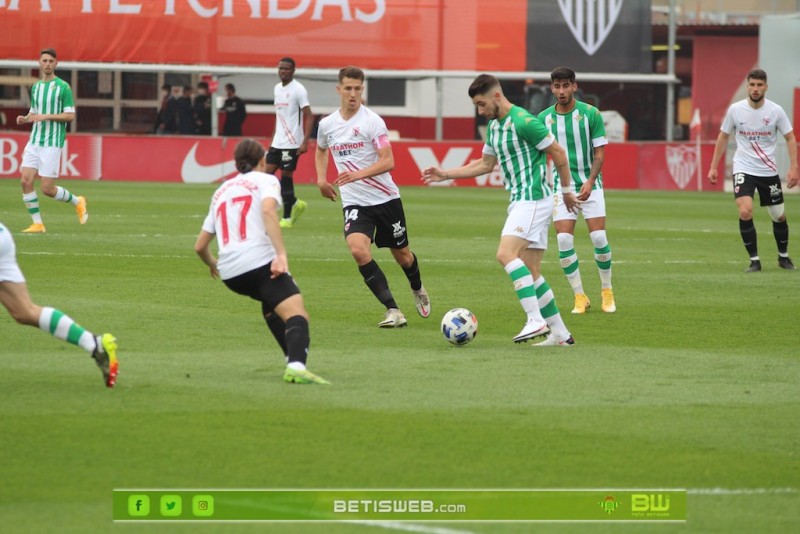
[{"xmin": 441, "ymin": 308, "xmax": 478, "ymax": 345}]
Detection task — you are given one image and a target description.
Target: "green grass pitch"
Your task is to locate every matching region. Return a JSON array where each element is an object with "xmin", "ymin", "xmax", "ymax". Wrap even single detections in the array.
[{"xmin": 0, "ymin": 179, "xmax": 798, "ymax": 533}]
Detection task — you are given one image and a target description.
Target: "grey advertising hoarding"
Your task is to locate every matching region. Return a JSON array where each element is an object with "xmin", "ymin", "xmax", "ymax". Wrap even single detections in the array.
[{"xmin": 527, "ymin": 0, "xmax": 652, "ymax": 72}]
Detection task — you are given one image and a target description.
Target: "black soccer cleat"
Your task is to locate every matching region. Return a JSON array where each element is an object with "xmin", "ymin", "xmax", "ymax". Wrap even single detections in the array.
[
  {"xmin": 778, "ymin": 256, "xmax": 796, "ymax": 270},
  {"xmin": 745, "ymin": 260, "xmax": 762, "ymax": 272}
]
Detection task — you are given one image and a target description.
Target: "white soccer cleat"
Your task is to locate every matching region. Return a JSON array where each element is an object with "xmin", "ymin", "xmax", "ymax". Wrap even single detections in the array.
[
  {"xmin": 513, "ymin": 318, "xmax": 550, "ymax": 343},
  {"xmin": 411, "ymin": 286, "xmax": 431, "ymax": 318},
  {"xmin": 533, "ymin": 334, "xmax": 575, "ymax": 347},
  {"xmin": 378, "ymin": 308, "xmax": 408, "ymax": 328}
]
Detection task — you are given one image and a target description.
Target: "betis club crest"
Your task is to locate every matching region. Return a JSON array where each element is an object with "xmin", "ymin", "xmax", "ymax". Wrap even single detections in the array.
[
  {"xmin": 665, "ymin": 145, "xmax": 697, "ymax": 190},
  {"xmin": 558, "ymin": 0, "xmax": 624, "ymax": 56}
]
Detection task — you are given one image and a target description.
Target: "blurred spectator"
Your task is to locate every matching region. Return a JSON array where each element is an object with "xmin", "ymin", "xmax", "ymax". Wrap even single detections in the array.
[
  {"xmin": 523, "ymin": 78, "xmax": 553, "ymax": 116},
  {"xmin": 177, "ymin": 85, "xmax": 197, "ymax": 134},
  {"xmin": 155, "ymin": 84, "xmax": 178, "ymax": 135},
  {"xmin": 194, "ymin": 81, "xmax": 211, "ymax": 135},
  {"xmin": 222, "ymin": 83, "xmax": 247, "ymax": 136}
]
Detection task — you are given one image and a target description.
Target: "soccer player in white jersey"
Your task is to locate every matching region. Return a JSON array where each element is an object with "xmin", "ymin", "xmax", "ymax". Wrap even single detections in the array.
[
  {"xmin": 195, "ymin": 139, "xmax": 329, "ymax": 385},
  {"xmin": 538, "ymin": 67, "xmax": 616, "ymax": 314},
  {"xmin": 708, "ymin": 69, "xmax": 799, "ymax": 272},
  {"xmin": 423, "ymin": 74, "xmax": 580, "ymax": 346},
  {"xmin": 315, "ymin": 66, "xmax": 430, "ymax": 328},
  {"xmin": 15, "ymin": 48, "xmax": 88, "ymax": 234},
  {"xmin": 265, "ymin": 58, "xmax": 314, "ymax": 229},
  {"xmin": 0, "ymin": 222, "xmax": 118, "ymax": 387}
]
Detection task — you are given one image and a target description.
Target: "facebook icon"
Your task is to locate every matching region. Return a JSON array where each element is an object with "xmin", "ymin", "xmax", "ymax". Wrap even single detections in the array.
[{"xmin": 128, "ymin": 495, "xmax": 150, "ymax": 516}]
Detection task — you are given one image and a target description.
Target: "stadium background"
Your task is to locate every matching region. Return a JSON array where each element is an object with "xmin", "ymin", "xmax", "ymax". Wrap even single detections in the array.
[{"xmin": 1, "ymin": 0, "xmax": 798, "ymax": 190}]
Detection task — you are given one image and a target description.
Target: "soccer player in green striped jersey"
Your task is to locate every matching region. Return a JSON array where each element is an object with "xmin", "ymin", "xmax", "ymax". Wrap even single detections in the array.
[
  {"xmin": 423, "ymin": 74, "xmax": 580, "ymax": 347},
  {"xmin": 16, "ymin": 48, "xmax": 88, "ymax": 234},
  {"xmin": 538, "ymin": 67, "xmax": 616, "ymax": 314},
  {"xmin": 0, "ymin": 222, "xmax": 118, "ymax": 387}
]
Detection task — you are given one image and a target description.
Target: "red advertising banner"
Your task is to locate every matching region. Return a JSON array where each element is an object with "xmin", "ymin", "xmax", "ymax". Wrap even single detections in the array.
[
  {"xmin": 0, "ymin": 0, "xmax": 526, "ymax": 71},
  {"xmin": 1, "ymin": 133, "xmax": 730, "ymax": 192},
  {"xmin": 0, "ymin": 133, "xmax": 101, "ymax": 180}
]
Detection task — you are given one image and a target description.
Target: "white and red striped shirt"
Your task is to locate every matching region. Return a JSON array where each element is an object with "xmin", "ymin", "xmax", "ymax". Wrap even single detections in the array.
[
  {"xmin": 272, "ymin": 79, "xmax": 310, "ymax": 149},
  {"xmin": 720, "ymin": 98, "xmax": 793, "ymax": 177},
  {"xmin": 317, "ymin": 105, "xmax": 400, "ymax": 206}
]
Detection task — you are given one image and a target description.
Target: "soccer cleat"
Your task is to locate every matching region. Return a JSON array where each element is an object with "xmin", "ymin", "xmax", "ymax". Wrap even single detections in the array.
[
  {"xmin": 22, "ymin": 223, "xmax": 46, "ymax": 233},
  {"xmin": 91, "ymin": 333, "xmax": 118, "ymax": 388},
  {"xmin": 279, "ymin": 218, "xmax": 292, "ymax": 229},
  {"xmin": 290, "ymin": 199, "xmax": 307, "ymax": 225},
  {"xmin": 601, "ymin": 288, "xmax": 616, "ymax": 313},
  {"xmin": 571, "ymin": 293, "xmax": 591, "ymax": 314},
  {"xmin": 745, "ymin": 260, "xmax": 762, "ymax": 272},
  {"xmin": 283, "ymin": 367, "xmax": 331, "ymax": 385},
  {"xmin": 378, "ymin": 308, "xmax": 408, "ymax": 328},
  {"xmin": 778, "ymin": 256, "xmax": 796, "ymax": 270},
  {"xmin": 513, "ymin": 318, "xmax": 550, "ymax": 343},
  {"xmin": 411, "ymin": 286, "xmax": 431, "ymax": 318},
  {"xmin": 534, "ymin": 334, "xmax": 576, "ymax": 347},
  {"xmin": 75, "ymin": 196, "xmax": 88, "ymax": 224}
]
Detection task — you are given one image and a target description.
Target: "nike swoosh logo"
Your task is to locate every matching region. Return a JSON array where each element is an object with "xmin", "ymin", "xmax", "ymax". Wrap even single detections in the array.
[{"xmin": 181, "ymin": 142, "xmax": 238, "ymax": 184}]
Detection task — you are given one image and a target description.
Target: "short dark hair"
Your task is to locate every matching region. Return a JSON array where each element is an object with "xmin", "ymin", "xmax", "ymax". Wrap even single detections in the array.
[
  {"xmin": 197, "ymin": 81, "xmax": 209, "ymax": 91},
  {"xmin": 225, "ymin": 83, "xmax": 236, "ymax": 92},
  {"xmin": 234, "ymin": 139, "xmax": 265, "ymax": 174},
  {"xmin": 339, "ymin": 66, "xmax": 365, "ymax": 83},
  {"xmin": 40, "ymin": 48, "xmax": 57, "ymax": 59},
  {"xmin": 468, "ymin": 74, "xmax": 500, "ymax": 98},
  {"xmin": 747, "ymin": 69, "xmax": 767, "ymax": 83},
  {"xmin": 550, "ymin": 66, "xmax": 576, "ymax": 83},
  {"xmin": 161, "ymin": 84, "xmax": 171, "ymax": 91},
  {"xmin": 279, "ymin": 57, "xmax": 296, "ymax": 68}
]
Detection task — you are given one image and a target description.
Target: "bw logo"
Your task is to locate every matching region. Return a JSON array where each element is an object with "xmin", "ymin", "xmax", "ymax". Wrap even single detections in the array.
[{"xmin": 631, "ymin": 493, "xmax": 670, "ymax": 513}]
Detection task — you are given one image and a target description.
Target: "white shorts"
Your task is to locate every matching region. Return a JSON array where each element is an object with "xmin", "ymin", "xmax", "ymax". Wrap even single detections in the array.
[
  {"xmin": 501, "ymin": 198, "xmax": 553, "ymax": 250},
  {"xmin": 0, "ymin": 223, "xmax": 26, "ymax": 283},
  {"xmin": 554, "ymin": 187, "xmax": 607, "ymax": 222},
  {"xmin": 21, "ymin": 144, "xmax": 62, "ymax": 178}
]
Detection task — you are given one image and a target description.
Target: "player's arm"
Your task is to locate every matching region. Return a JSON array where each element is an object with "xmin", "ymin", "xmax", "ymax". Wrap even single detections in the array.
[
  {"xmin": 298, "ymin": 105, "xmax": 313, "ymax": 155},
  {"xmin": 334, "ymin": 142, "xmax": 394, "ymax": 186},
  {"xmin": 194, "ymin": 230, "xmax": 220, "ymax": 279},
  {"xmin": 544, "ymin": 140, "xmax": 581, "ymax": 213},
  {"xmin": 578, "ymin": 145, "xmax": 605, "ymax": 201},
  {"xmin": 422, "ymin": 153, "xmax": 497, "ymax": 183},
  {"xmin": 27, "ymin": 111, "xmax": 75, "ymax": 123},
  {"xmin": 708, "ymin": 131, "xmax": 730, "ymax": 185},
  {"xmin": 261, "ymin": 197, "xmax": 288, "ymax": 278},
  {"xmin": 315, "ymin": 144, "xmax": 337, "ymax": 201},
  {"xmin": 784, "ymin": 131, "xmax": 798, "ymax": 188}
]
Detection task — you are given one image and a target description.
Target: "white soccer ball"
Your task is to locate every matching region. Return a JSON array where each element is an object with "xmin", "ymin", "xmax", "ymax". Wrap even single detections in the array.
[{"xmin": 441, "ymin": 308, "xmax": 478, "ymax": 346}]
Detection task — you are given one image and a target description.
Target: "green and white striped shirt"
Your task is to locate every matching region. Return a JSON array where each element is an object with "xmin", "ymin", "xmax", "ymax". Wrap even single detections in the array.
[
  {"xmin": 538, "ymin": 100, "xmax": 607, "ymax": 193},
  {"xmin": 484, "ymin": 105, "xmax": 554, "ymax": 202},
  {"xmin": 28, "ymin": 77, "xmax": 75, "ymax": 148}
]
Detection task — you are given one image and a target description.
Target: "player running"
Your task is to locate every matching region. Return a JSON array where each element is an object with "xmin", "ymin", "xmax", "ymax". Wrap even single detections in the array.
[
  {"xmin": 315, "ymin": 66, "xmax": 430, "ymax": 328},
  {"xmin": 0, "ymin": 222, "xmax": 117, "ymax": 387},
  {"xmin": 195, "ymin": 138, "xmax": 329, "ymax": 385}
]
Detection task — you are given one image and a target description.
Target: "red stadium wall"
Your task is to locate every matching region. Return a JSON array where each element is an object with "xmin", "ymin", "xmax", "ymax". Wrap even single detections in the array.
[{"xmin": 0, "ymin": 132, "xmax": 729, "ymax": 191}]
